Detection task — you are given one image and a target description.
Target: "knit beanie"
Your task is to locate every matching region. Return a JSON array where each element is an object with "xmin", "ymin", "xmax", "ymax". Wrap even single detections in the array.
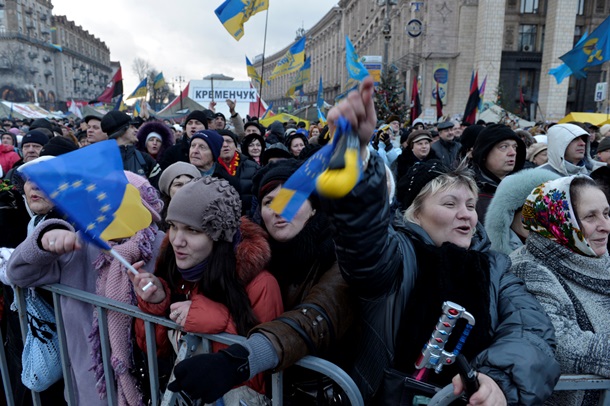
[
  {"xmin": 526, "ymin": 143, "xmax": 548, "ymax": 162},
  {"xmin": 40, "ymin": 136, "xmax": 78, "ymax": 157},
  {"xmin": 260, "ymin": 142, "xmax": 292, "ymax": 166},
  {"xmin": 29, "ymin": 118, "xmax": 53, "ymax": 132},
  {"xmin": 101, "ymin": 111, "xmax": 131, "ymax": 138},
  {"xmin": 184, "ymin": 110, "xmax": 212, "ymax": 129},
  {"xmin": 216, "ymin": 129, "xmax": 239, "ymax": 145},
  {"xmin": 459, "ymin": 124, "xmax": 485, "ymax": 152},
  {"xmin": 21, "ymin": 130, "xmax": 49, "ymax": 148},
  {"xmin": 166, "ymin": 176, "xmax": 241, "ymax": 242},
  {"xmin": 124, "ymin": 171, "xmax": 163, "ymax": 223},
  {"xmin": 396, "ymin": 160, "xmax": 449, "ymax": 210},
  {"xmin": 190, "ymin": 130, "xmax": 223, "ymax": 160},
  {"xmin": 472, "ymin": 124, "xmax": 526, "ymax": 176},
  {"xmin": 252, "ymin": 159, "xmax": 305, "ymax": 204},
  {"xmin": 158, "ymin": 161, "xmax": 201, "ymax": 197},
  {"xmin": 596, "ymin": 137, "xmax": 610, "ymax": 154}
]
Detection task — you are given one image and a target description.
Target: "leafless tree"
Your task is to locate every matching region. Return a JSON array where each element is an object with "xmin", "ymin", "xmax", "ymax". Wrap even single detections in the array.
[{"xmin": 132, "ymin": 57, "xmax": 151, "ymax": 81}]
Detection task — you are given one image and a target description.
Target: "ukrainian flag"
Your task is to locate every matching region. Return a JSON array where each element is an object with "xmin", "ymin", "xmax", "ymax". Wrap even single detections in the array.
[
  {"xmin": 285, "ymin": 57, "xmax": 311, "ymax": 97},
  {"xmin": 246, "ymin": 56, "xmax": 263, "ymax": 86},
  {"xmin": 560, "ymin": 16, "xmax": 610, "ymax": 79},
  {"xmin": 215, "ymin": 0, "xmax": 269, "ymax": 41},
  {"xmin": 317, "ymin": 76, "xmax": 327, "ymax": 126},
  {"xmin": 269, "ymin": 36, "xmax": 306, "ymax": 80},
  {"xmin": 153, "ymin": 72, "xmax": 166, "ymax": 90},
  {"xmin": 127, "ymin": 78, "xmax": 148, "ymax": 100},
  {"xmin": 345, "ymin": 36, "xmax": 369, "ymax": 82},
  {"xmin": 20, "ymin": 140, "xmax": 152, "ymax": 250}
]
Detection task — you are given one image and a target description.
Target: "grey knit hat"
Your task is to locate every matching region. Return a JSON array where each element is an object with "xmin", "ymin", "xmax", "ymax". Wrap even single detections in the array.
[
  {"xmin": 166, "ymin": 176, "xmax": 242, "ymax": 242},
  {"xmin": 158, "ymin": 161, "xmax": 201, "ymax": 197}
]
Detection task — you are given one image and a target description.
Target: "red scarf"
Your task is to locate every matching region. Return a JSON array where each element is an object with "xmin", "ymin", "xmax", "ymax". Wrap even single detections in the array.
[{"xmin": 219, "ymin": 152, "xmax": 240, "ymax": 176}]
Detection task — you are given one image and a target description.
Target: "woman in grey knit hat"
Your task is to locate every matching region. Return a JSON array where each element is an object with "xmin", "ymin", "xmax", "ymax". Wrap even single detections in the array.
[{"xmin": 130, "ymin": 176, "xmax": 283, "ymax": 404}]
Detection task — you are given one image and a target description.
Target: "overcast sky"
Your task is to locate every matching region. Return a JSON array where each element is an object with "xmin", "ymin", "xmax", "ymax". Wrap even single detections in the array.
[{"xmin": 51, "ymin": 1, "xmax": 336, "ymax": 100}]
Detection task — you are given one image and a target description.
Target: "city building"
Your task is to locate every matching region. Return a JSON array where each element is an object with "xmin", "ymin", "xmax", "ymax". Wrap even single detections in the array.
[
  {"xmin": 254, "ymin": 0, "xmax": 608, "ymax": 122},
  {"xmin": 0, "ymin": 0, "xmax": 116, "ymax": 111}
]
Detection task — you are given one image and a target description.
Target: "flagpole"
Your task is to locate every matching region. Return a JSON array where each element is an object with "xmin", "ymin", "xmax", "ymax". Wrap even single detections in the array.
[
  {"xmin": 258, "ymin": 7, "xmax": 270, "ymax": 118},
  {"xmin": 109, "ymin": 248, "xmax": 153, "ymax": 291}
]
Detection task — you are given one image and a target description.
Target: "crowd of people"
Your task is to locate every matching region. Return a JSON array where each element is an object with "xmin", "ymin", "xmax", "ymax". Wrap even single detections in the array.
[{"xmin": 1, "ymin": 82, "xmax": 610, "ymax": 405}]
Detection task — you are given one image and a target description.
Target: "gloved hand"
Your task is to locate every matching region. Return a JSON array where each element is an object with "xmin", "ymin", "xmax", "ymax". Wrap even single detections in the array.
[{"xmin": 167, "ymin": 343, "xmax": 250, "ymax": 402}]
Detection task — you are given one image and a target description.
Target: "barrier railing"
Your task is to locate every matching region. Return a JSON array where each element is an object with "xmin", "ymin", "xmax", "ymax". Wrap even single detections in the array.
[
  {"xmin": 1, "ymin": 283, "xmax": 364, "ymax": 406},
  {"xmin": 3, "ymin": 283, "xmax": 610, "ymax": 405}
]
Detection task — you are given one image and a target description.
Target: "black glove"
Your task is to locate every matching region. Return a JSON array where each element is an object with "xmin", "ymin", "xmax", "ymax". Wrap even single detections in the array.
[{"xmin": 167, "ymin": 343, "xmax": 250, "ymax": 402}]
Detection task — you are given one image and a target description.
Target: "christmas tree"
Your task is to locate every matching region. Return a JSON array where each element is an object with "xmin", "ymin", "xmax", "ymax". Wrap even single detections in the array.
[{"xmin": 374, "ymin": 68, "xmax": 407, "ymax": 123}]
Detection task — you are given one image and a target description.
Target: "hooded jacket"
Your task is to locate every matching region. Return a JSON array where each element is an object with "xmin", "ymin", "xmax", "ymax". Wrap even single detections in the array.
[
  {"xmin": 539, "ymin": 123, "xmax": 605, "ymax": 176},
  {"xmin": 484, "ymin": 168, "xmax": 560, "ymax": 255},
  {"xmin": 323, "ymin": 153, "xmax": 560, "ymax": 404},
  {"xmin": 136, "ymin": 121, "xmax": 175, "ymax": 162}
]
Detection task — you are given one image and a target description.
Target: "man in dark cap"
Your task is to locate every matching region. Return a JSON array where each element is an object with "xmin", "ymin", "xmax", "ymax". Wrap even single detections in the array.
[
  {"xmin": 431, "ymin": 120, "xmax": 461, "ymax": 167},
  {"xmin": 3, "ymin": 130, "xmax": 49, "ymax": 180},
  {"xmin": 84, "ymin": 114, "xmax": 107, "ymax": 144},
  {"xmin": 101, "ymin": 111, "xmax": 161, "ymax": 188},
  {"xmin": 159, "ymin": 109, "xmax": 212, "ymax": 170}
]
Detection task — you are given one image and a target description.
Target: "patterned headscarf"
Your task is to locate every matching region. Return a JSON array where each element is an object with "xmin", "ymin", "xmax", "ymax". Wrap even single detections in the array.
[{"xmin": 522, "ymin": 175, "xmax": 597, "ymax": 257}]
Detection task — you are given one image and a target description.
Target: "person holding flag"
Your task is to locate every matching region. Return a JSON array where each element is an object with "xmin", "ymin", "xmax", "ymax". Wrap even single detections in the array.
[{"xmin": 7, "ymin": 142, "xmax": 166, "ymax": 406}]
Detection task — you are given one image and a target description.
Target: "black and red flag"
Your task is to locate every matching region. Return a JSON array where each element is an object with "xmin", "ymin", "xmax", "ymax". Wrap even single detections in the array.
[
  {"xmin": 435, "ymin": 81, "xmax": 443, "ymax": 120},
  {"xmin": 519, "ymin": 87, "xmax": 526, "ymax": 116},
  {"xmin": 409, "ymin": 76, "xmax": 422, "ymax": 125},
  {"xmin": 90, "ymin": 67, "xmax": 123, "ymax": 104},
  {"xmin": 462, "ymin": 71, "xmax": 479, "ymax": 125}
]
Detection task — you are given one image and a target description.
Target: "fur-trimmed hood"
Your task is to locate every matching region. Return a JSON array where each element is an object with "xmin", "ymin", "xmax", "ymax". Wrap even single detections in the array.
[
  {"xmin": 484, "ymin": 168, "xmax": 560, "ymax": 255},
  {"xmin": 136, "ymin": 121, "xmax": 175, "ymax": 161}
]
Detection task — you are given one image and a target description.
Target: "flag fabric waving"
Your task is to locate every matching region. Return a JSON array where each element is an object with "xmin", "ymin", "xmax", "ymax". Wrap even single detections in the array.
[
  {"xmin": 435, "ymin": 82, "xmax": 443, "ymax": 120},
  {"xmin": 317, "ymin": 76, "xmax": 327, "ymax": 126},
  {"xmin": 549, "ymin": 31, "xmax": 589, "ymax": 84},
  {"xmin": 246, "ymin": 56, "xmax": 264, "ymax": 87},
  {"xmin": 69, "ymin": 99, "xmax": 82, "ymax": 119},
  {"xmin": 260, "ymin": 102, "xmax": 274, "ymax": 120},
  {"xmin": 215, "ymin": 0, "xmax": 268, "ymax": 41},
  {"xmin": 153, "ymin": 72, "xmax": 166, "ymax": 90},
  {"xmin": 113, "ymin": 94, "xmax": 126, "ymax": 112},
  {"xmin": 285, "ymin": 57, "xmax": 311, "ymax": 97},
  {"xmin": 19, "ymin": 140, "xmax": 152, "ymax": 251},
  {"xmin": 478, "ymin": 75, "xmax": 487, "ymax": 111},
  {"xmin": 409, "ymin": 76, "xmax": 422, "ymax": 124},
  {"xmin": 345, "ymin": 36, "xmax": 369, "ymax": 82},
  {"xmin": 560, "ymin": 16, "xmax": 610, "ymax": 79},
  {"xmin": 90, "ymin": 67, "xmax": 123, "ymax": 104},
  {"xmin": 462, "ymin": 71, "xmax": 479, "ymax": 125},
  {"xmin": 127, "ymin": 78, "xmax": 148, "ymax": 100},
  {"xmin": 269, "ymin": 36, "xmax": 306, "ymax": 80}
]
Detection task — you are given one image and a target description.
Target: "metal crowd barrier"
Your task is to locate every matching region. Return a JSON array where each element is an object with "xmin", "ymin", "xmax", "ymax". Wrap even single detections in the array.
[
  {"xmin": 3, "ymin": 283, "xmax": 610, "ymax": 405},
  {"xmin": 0, "ymin": 283, "xmax": 364, "ymax": 406}
]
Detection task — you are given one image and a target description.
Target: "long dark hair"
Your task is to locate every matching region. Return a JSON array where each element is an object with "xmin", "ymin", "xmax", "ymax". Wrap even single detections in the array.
[{"xmin": 154, "ymin": 237, "xmax": 259, "ymax": 336}]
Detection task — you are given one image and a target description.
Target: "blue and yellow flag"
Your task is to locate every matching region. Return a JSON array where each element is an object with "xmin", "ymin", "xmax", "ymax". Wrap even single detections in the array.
[
  {"xmin": 317, "ymin": 76, "xmax": 327, "ymax": 126},
  {"xmin": 153, "ymin": 72, "xmax": 166, "ymax": 90},
  {"xmin": 20, "ymin": 140, "xmax": 152, "ymax": 250},
  {"xmin": 246, "ymin": 56, "xmax": 264, "ymax": 86},
  {"xmin": 345, "ymin": 35, "xmax": 369, "ymax": 82},
  {"xmin": 269, "ymin": 36, "xmax": 306, "ymax": 80},
  {"xmin": 127, "ymin": 78, "xmax": 147, "ymax": 100},
  {"xmin": 269, "ymin": 117, "xmax": 362, "ymax": 221},
  {"xmin": 560, "ymin": 16, "xmax": 610, "ymax": 79},
  {"xmin": 215, "ymin": 0, "xmax": 269, "ymax": 41},
  {"xmin": 285, "ymin": 57, "xmax": 311, "ymax": 97},
  {"xmin": 113, "ymin": 94, "xmax": 126, "ymax": 111},
  {"xmin": 549, "ymin": 32, "xmax": 589, "ymax": 84}
]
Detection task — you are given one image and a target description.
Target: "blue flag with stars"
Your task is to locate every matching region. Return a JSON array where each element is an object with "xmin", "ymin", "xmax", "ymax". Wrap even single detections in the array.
[{"xmin": 20, "ymin": 140, "xmax": 152, "ymax": 250}]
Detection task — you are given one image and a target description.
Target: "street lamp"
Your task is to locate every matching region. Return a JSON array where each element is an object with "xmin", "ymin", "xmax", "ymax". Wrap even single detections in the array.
[
  {"xmin": 173, "ymin": 75, "xmax": 185, "ymax": 110},
  {"xmin": 379, "ymin": 0, "xmax": 397, "ymax": 74}
]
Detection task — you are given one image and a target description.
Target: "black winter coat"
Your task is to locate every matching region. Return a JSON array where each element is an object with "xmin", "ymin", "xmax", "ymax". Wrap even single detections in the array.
[
  {"xmin": 323, "ymin": 154, "xmax": 560, "ymax": 404},
  {"xmin": 159, "ymin": 135, "xmax": 189, "ymax": 170},
  {"xmin": 214, "ymin": 153, "xmax": 259, "ymax": 215}
]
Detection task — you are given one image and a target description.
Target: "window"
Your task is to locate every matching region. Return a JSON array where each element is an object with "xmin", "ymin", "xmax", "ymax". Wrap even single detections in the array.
[
  {"xmin": 519, "ymin": 69, "xmax": 535, "ymax": 96},
  {"xmin": 520, "ymin": 0, "xmax": 538, "ymax": 13},
  {"xmin": 577, "ymin": 0, "xmax": 585, "ymax": 15},
  {"xmin": 519, "ymin": 24, "xmax": 537, "ymax": 52}
]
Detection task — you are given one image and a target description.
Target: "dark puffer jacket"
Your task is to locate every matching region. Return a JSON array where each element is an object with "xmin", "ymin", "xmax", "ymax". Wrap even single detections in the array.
[{"xmin": 323, "ymin": 154, "xmax": 560, "ymax": 404}]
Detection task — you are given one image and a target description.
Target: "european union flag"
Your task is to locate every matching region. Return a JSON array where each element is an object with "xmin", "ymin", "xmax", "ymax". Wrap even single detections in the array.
[
  {"xmin": 270, "ymin": 117, "xmax": 362, "ymax": 221},
  {"xmin": 215, "ymin": 0, "xmax": 268, "ymax": 41},
  {"xmin": 560, "ymin": 17, "xmax": 610, "ymax": 79},
  {"xmin": 20, "ymin": 140, "xmax": 152, "ymax": 251},
  {"xmin": 269, "ymin": 36, "xmax": 306, "ymax": 80},
  {"xmin": 345, "ymin": 36, "xmax": 369, "ymax": 82},
  {"xmin": 127, "ymin": 78, "xmax": 148, "ymax": 100}
]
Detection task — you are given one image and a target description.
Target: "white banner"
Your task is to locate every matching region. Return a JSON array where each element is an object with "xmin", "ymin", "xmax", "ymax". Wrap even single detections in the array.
[{"xmin": 189, "ymin": 80, "xmax": 257, "ymax": 103}]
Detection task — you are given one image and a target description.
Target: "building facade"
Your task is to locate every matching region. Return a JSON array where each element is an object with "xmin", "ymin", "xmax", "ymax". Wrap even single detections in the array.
[
  {"xmin": 0, "ymin": 0, "xmax": 115, "ymax": 111},
  {"xmin": 254, "ymin": 0, "xmax": 608, "ymax": 122}
]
